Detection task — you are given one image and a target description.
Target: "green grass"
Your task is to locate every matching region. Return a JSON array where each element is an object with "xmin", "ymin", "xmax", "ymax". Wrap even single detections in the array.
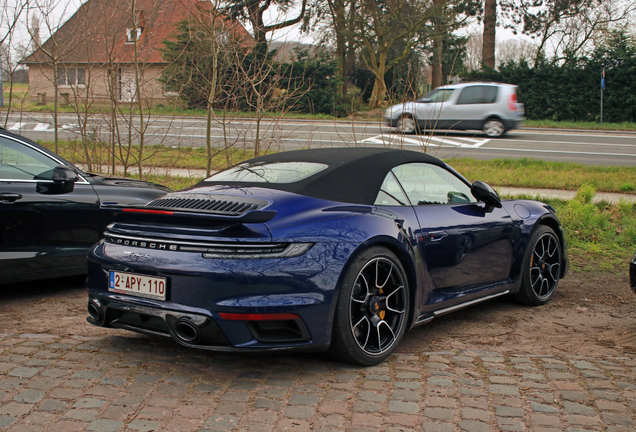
[
  {"xmin": 3, "ymin": 83, "xmax": 28, "ymax": 93},
  {"xmin": 502, "ymin": 185, "xmax": 636, "ymax": 273},
  {"xmin": 40, "ymin": 141, "xmax": 636, "ymax": 194},
  {"xmin": 446, "ymin": 157, "xmax": 636, "ymax": 193}
]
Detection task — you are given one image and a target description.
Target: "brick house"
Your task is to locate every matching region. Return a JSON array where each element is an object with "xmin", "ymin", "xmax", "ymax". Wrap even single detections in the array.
[{"xmin": 22, "ymin": 0, "xmax": 253, "ymax": 105}]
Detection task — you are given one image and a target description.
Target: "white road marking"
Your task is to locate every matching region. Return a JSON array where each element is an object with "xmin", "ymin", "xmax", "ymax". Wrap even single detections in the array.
[
  {"xmin": 34, "ymin": 123, "xmax": 51, "ymax": 131},
  {"xmin": 8, "ymin": 122, "xmax": 25, "ymax": 131},
  {"xmin": 359, "ymin": 134, "xmax": 491, "ymax": 148}
]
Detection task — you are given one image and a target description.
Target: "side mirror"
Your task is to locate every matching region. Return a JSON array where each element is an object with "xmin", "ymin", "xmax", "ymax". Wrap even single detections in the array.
[
  {"xmin": 52, "ymin": 165, "xmax": 79, "ymax": 184},
  {"xmin": 471, "ymin": 181, "xmax": 502, "ymax": 212},
  {"xmin": 417, "ymin": 98, "xmax": 431, "ymax": 103},
  {"xmin": 37, "ymin": 165, "xmax": 79, "ymax": 194}
]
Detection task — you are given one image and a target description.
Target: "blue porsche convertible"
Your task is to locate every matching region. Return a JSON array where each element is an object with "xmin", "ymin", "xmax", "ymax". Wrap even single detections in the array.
[{"xmin": 86, "ymin": 148, "xmax": 568, "ymax": 365}]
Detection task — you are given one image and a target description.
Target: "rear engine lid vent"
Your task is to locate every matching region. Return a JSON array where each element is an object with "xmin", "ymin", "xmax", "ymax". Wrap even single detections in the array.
[{"xmin": 146, "ymin": 193, "xmax": 268, "ymax": 216}]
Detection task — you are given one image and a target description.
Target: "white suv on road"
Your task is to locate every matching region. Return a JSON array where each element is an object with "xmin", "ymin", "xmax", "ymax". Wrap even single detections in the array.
[{"xmin": 384, "ymin": 82, "xmax": 524, "ymax": 137}]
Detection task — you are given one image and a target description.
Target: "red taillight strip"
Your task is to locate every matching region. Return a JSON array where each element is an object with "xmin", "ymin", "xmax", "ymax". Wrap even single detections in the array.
[
  {"xmin": 122, "ymin": 208, "xmax": 174, "ymax": 215},
  {"xmin": 219, "ymin": 312, "xmax": 300, "ymax": 321},
  {"xmin": 509, "ymin": 93, "xmax": 518, "ymax": 112}
]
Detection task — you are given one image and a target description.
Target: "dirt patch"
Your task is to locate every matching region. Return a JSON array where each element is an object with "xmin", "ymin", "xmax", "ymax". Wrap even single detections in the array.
[
  {"xmin": 1, "ymin": 263, "xmax": 635, "ymax": 358},
  {"xmin": 400, "ymin": 263, "xmax": 636, "ymax": 357}
]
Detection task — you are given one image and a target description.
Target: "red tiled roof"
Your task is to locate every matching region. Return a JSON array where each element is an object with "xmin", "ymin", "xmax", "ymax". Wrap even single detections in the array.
[{"xmin": 23, "ymin": 0, "xmax": 252, "ymax": 65}]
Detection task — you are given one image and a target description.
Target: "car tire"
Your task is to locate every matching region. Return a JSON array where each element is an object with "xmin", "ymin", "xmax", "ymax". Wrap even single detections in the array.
[
  {"xmin": 515, "ymin": 226, "xmax": 562, "ymax": 306},
  {"xmin": 483, "ymin": 118, "xmax": 506, "ymax": 137},
  {"xmin": 396, "ymin": 115, "xmax": 417, "ymax": 134},
  {"xmin": 328, "ymin": 246, "xmax": 409, "ymax": 365}
]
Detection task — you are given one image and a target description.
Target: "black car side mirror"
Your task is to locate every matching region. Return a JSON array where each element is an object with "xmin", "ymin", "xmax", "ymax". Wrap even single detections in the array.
[
  {"xmin": 471, "ymin": 180, "xmax": 502, "ymax": 212},
  {"xmin": 36, "ymin": 165, "xmax": 79, "ymax": 194},
  {"xmin": 52, "ymin": 165, "xmax": 79, "ymax": 184}
]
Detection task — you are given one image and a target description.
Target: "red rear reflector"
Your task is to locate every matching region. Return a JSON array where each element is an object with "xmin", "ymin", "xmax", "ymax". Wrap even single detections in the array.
[
  {"xmin": 122, "ymin": 208, "xmax": 174, "ymax": 215},
  {"xmin": 219, "ymin": 313, "xmax": 300, "ymax": 321}
]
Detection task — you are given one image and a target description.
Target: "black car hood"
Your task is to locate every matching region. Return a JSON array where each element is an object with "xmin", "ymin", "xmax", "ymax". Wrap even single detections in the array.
[{"xmin": 86, "ymin": 174, "xmax": 171, "ymax": 192}]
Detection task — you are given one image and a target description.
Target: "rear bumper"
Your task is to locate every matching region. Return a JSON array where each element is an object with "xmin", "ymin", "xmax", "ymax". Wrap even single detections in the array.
[
  {"xmin": 85, "ymin": 240, "xmax": 356, "ymax": 352},
  {"xmin": 87, "ymin": 294, "xmax": 325, "ymax": 353}
]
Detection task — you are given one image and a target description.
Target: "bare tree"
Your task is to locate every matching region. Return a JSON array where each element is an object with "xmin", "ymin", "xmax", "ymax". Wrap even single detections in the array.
[
  {"xmin": 224, "ymin": 0, "xmax": 308, "ymax": 59},
  {"xmin": 0, "ymin": 0, "xmax": 29, "ymax": 125},
  {"xmin": 347, "ymin": 0, "xmax": 438, "ymax": 107},
  {"xmin": 310, "ymin": 0, "xmax": 358, "ymax": 98},
  {"xmin": 464, "ymin": 32, "xmax": 483, "ymax": 71},
  {"xmin": 502, "ymin": 0, "xmax": 635, "ymax": 64},
  {"xmin": 496, "ymin": 37, "xmax": 536, "ymax": 66},
  {"xmin": 26, "ymin": 0, "xmax": 83, "ymax": 152}
]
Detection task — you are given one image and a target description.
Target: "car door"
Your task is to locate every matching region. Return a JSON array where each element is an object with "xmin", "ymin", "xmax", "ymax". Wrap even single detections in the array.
[
  {"xmin": 452, "ymin": 85, "xmax": 499, "ymax": 129},
  {"xmin": 413, "ymin": 88, "xmax": 456, "ymax": 130},
  {"xmin": 0, "ymin": 135, "xmax": 101, "ymax": 281},
  {"xmin": 391, "ymin": 162, "xmax": 515, "ymax": 308}
]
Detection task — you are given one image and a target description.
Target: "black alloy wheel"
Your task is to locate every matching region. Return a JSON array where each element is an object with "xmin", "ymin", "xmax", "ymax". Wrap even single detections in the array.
[
  {"xmin": 516, "ymin": 226, "xmax": 562, "ymax": 305},
  {"xmin": 329, "ymin": 246, "xmax": 409, "ymax": 365}
]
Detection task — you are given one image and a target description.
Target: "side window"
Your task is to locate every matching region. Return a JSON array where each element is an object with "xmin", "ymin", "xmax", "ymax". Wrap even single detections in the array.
[
  {"xmin": 429, "ymin": 89, "xmax": 454, "ymax": 103},
  {"xmin": 456, "ymin": 86, "xmax": 499, "ymax": 105},
  {"xmin": 392, "ymin": 163, "xmax": 476, "ymax": 206},
  {"xmin": 483, "ymin": 86, "xmax": 498, "ymax": 103},
  {"xmin": 420, "ymin": 89, "xmax": 455, "ymax": 103},
  {"xmin": 374, "ymin": 171, "xmax": 410, "ymax": 206},
  {"xmin": 0, "ymin": 137, "xmax": 60, "ymax": 181}
]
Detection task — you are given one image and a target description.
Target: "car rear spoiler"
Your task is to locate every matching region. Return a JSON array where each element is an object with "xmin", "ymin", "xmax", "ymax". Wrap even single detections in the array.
[{"xmin": 101, "ymin": 203, "xmax": 277, "ymax": 225}]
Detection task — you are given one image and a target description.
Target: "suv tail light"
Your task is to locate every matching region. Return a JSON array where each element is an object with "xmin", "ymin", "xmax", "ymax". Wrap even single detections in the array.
[{"xmin": 509, "ymin": 93, "xmax": 518, "ymax": 112}]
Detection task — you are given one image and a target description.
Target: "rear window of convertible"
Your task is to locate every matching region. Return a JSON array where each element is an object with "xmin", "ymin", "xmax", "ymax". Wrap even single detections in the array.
[{"xmin": 205, "ymin": 161, "xmax": 328, "ymax": 183}]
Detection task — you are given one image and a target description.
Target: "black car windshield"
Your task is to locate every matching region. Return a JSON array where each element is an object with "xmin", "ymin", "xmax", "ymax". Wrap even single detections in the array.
[{"xmin": 205, "ymin": 161, "xmax": 328, "ymax": 183}]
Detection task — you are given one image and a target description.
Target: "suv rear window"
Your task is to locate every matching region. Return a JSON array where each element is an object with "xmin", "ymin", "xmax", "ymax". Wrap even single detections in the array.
[{"xmin": 456, "ymin": 85, "xmax": 499, "ymax": 105}]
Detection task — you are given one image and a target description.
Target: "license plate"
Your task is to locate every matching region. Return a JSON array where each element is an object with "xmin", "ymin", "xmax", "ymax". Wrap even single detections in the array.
[{"xmin": 109, "ymin": 271, "xmax": 167, "ymax": 301}]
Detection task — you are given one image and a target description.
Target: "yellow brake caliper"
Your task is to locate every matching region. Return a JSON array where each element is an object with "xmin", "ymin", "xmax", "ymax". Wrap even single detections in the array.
[{"xmin": 378, "ymin": 288, "xmax": 386, "ymax": 320}]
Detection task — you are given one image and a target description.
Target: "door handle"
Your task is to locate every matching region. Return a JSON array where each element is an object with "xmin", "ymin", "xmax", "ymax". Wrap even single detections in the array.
[
  {"xmin": 428, "ymin": 231, "xmax": 448, "ymax": 241},
  {"xmin": 0, "ymin": 193, "xmax": 23, "ymax": 203}
]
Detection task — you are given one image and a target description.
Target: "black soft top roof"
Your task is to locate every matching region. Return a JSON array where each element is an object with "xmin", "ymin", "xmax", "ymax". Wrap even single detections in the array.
[{"xmin": 198, "ymin": 147, "xmax": 449, "ymax": 205}]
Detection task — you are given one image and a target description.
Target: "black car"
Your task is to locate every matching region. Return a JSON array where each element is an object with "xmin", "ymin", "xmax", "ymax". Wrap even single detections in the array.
[{"xmin": 0, "ymin": 128, "xmax": 170, "ymax": 284}]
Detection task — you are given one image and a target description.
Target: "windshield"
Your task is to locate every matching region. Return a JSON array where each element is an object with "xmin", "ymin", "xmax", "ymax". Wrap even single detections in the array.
[{"xmin": 205, "ymin": 161, "xmax": 328, "ymax": 183}]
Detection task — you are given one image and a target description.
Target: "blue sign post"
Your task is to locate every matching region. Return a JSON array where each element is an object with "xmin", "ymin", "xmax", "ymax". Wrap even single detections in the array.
[{"xmin": 600, "ymin": 69, "xmax": 605, "ymax": 124}]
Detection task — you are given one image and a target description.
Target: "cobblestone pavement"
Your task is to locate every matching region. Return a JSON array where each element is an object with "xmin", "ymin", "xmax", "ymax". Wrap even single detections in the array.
[{"xmin": 1, "ymin": 331, "xmax": 635, "ymax": 432}]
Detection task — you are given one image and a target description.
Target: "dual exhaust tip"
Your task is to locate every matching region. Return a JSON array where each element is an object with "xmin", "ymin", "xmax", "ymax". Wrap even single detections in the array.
[{"xmin": 87, "ymin": 299, "xmax": 201, "ymax": 344}]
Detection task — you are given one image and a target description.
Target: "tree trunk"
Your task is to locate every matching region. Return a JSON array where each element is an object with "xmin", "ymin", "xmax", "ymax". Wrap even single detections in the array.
[
  {"xmin": 482, "ymin": 0, "xmax": 496, "ymax": 69},
  {"xmin": 431, "ymin": 37, "xmax": 443, "ymax": 88},
  {"xmin": 206, "ymin": 33, "xmax": 218, "ymax": 177},
  {"xmin": 368, "ymin": 71, "xmax": 387, "ymax": 109}
]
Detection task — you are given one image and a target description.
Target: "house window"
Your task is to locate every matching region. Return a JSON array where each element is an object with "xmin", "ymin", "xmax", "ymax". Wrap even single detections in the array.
[
  {"xmin": 58, "ymin": 67, "xmax": 85, "ymax": 86},
  {"xmin": 126, "ymin": 27, "xmax": 143, "ymax": 42}
]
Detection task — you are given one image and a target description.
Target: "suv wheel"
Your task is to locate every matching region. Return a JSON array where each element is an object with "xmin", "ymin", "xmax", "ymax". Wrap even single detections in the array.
[
  {"xmin": 483, "ymin": 118, "xmax": 505, "ymax": 137},
  {"xmin": 396, "ymin": 115, "xmax": 416, "ymax": 134}
]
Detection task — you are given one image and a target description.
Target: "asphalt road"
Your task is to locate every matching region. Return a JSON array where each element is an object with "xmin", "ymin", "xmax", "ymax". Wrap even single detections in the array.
[{"xmin": 6, "ymin": 113, "xmax": 636, "ymax": 166}]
